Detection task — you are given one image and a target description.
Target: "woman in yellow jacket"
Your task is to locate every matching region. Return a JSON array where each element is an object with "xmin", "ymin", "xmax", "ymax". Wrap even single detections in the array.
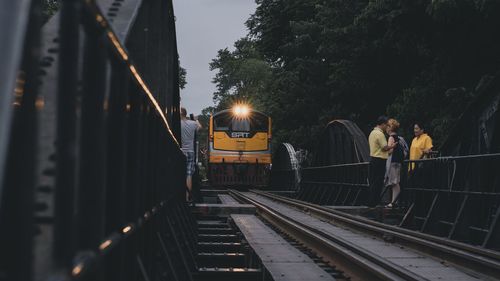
[{"xmin": 410, "ymin": 122, "xmax": 433, "ymax": 170}]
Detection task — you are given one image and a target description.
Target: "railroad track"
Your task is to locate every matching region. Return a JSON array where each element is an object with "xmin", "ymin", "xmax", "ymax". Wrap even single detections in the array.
[{"xmin": 229, "ymin": 190, "xmax": 500, "ymax": 281}]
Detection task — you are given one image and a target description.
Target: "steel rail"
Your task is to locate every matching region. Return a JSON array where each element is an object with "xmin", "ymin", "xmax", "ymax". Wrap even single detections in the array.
[
  {"xmin": 230, "ymin": 190, "xmax": 428, "ymax": 281},
  {"xmin": 252, "ymin": 189, "xmax": 500, "ymax": 279}
]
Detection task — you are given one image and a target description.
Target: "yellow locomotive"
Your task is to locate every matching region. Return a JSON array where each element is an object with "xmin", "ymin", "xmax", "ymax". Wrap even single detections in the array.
[{"xmin": 208, "ymin": 104, "xmax": 271, "ymax": 187}]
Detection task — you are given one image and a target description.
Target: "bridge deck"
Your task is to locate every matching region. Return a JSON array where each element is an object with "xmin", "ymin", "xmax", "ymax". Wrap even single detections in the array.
[
  {"xmin": 243, "ymin": 192, "xmax": 483, "ymax": 281},
  {"xmin": 218, "ymin": 194, "xmax": 240, "ymax": 205},
  {"xmin": 231, "ymin": 214, "xmax": 336, "ymax": 281}
]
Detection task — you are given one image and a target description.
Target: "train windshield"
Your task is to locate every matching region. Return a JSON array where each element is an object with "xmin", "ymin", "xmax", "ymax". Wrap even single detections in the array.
[
  {"xmin": 231, "ymin": 119, "xmax": 251, "ymax": 132},
  {"xmin": 213, "ymin": 111, "xmax": 268, "ymax": 132}
]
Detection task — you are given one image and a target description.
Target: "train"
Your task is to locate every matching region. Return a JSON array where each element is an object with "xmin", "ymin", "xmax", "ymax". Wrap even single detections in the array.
[{"xmin": 207, "ymin": 104, "xmax": 272, "ymax": 187}]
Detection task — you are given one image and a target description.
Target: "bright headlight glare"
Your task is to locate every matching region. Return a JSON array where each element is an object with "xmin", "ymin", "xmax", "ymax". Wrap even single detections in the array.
[
  {"xmin": 233, "ymin": 106, "xmax": 242, "ymax": 115},
  {"xmin": 232, "ymin": 104, "xmax": 250, "ymax": 117},
  {"xmin": 241, "ymin": 105, "xmax": 249, "ymax": 115}
]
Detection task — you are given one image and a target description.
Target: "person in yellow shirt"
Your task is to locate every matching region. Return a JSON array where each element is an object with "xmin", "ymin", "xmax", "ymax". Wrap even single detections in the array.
[
  {"xmin": 368, "ymin": 116, "xmax": 395, "ymax": 207},
  {"xmin": 409, "ymin": 122, "xmax": 433, "ymax": 170}
]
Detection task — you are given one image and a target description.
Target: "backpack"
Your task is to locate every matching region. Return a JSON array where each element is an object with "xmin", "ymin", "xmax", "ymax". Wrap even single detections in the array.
[{"xmin": 398, "ymin": 136, "xmax": 409, "ymax": 159}]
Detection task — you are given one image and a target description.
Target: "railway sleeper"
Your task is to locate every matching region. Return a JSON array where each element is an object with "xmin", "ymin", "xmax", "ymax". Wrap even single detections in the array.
[
  {"xmin": 196, "ymin": 252, "xmax": 247, "ymax": 267},
  {"xmin": 194, "ymin": 213, "xmax": 262, "ymax": 281},
  {"xmin": 198, "ymin": 227, "xmax": 234, "ymax": 234},
  {"xmin": 197, "ymin": 242, "xmax": 244, "ymax": 253},
  {"xmin": 197, "ymin": 221, "xmax": 229, "ymax": 228},
  {"xmin": 197, "ymin": 234, "xmax": 240, "ymax": 243},
  {"xmin": 194, "ymin": 268, "xmax": 262, "ymax": 281}
]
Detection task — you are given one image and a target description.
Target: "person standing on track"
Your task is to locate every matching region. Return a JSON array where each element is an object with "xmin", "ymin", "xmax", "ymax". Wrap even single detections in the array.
[
  {"xmin": 180, "ymin": 107, "xmax": 201, "ymax": 201},
  {"xmin": 368, "ymin": 116, "xmax": 395, "ymax": 207}
]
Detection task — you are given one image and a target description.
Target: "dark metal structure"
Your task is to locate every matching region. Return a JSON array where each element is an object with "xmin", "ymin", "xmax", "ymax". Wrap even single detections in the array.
[
  {"xmin": 401, "ymin": 155, "xmax": 500, "ymax": 249},
  {"xmin": 298, "ymin": 162, "xmax": 370, "ymax": 206},
  {"xmin": 312, "ymin": 120, "xmax": 370, "ymax": 166},
  {"xmin": 297, "ymin": 120, "xmax": 370, "ymax": 203},
  {"xmin": 269, "ymin": 143, "xmax": 300, "ymax": 191},
  {"xmin": 0, "ymin": 1, "xmax": 196, "ymax": 280}
]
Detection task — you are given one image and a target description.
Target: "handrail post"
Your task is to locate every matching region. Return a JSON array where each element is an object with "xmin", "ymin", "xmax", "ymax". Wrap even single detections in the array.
[
  {"xmin": 55, "ymin": 0, "xmax": 81, "ymax": 264},
  {"xmin": 77, "ymin": 2, "xmax": 108, "ymax": 252}
]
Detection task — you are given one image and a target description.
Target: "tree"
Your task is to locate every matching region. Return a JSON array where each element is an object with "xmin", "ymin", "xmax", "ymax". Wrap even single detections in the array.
[
  {"xmin": 179, "ymin": 65, "xmax": 187, "ymax": 90},
  {"xmin": 209, "ymin": 0, "xmax": 500, "ymax": 151},
  {"xmin": 209, "ymin": 38, "xmax": 272, "ymax": 111},
  {"xmin": 41, "ymin": 0, "xmax": 59, "ymax": 23}
]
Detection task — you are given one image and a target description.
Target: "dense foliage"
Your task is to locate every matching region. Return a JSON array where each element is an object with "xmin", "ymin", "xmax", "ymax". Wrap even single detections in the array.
[
  {"xmin": 207, "ymin": 0, "xmax": 500, "ymax": 151},
  {"xmin": 179, "ymin": 65, "xmax": 187, "ymax": 90},
  {"xmin": 41, "ymin": 0, "xmax": 59, "ymax": 23}
]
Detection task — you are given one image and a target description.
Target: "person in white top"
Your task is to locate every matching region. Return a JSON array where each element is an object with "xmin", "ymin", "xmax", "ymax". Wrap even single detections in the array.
[{"xmin": 180, "ymin": 107, "xmax": 201, "ymax": 201}]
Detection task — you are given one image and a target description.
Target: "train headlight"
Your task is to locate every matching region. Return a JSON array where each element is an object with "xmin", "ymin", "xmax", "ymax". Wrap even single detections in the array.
[
  {"xmin": 241, "ymin": 105, "xmax": 249, "ymax": 116},
  {"xmin": 233, "ymin": 106, "xmax": 242, "ymax": 115},
  {"xmin": 232, "ymin": 104, "xmax": 250, "ymax": 117}
]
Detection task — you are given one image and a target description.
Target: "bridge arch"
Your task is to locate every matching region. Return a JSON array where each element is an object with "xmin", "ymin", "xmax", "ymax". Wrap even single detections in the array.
[{"xmin": 312, "ymin": 119, "xmax": 370, "ymax": 166}]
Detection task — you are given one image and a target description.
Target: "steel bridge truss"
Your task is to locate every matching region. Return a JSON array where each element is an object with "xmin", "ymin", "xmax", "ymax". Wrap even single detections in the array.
[{"xmin": 0, "ymin": 1, "xmax": 194, "ymax": 281}]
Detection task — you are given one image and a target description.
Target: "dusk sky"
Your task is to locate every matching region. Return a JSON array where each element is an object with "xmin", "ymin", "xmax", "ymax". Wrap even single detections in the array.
[{"xmin": 172, "ymin": 0, "xmax": 257, "ymax": 115}]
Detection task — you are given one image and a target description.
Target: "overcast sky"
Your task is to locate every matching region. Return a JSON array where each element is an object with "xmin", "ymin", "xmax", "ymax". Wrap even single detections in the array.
[{"xmin": 172, "ymin": 0, "xmax": 257, "ymax": 115}]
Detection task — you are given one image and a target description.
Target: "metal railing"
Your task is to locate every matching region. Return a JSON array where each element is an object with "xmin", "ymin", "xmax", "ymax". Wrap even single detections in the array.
[
  {"xmin": 269, "ymin": 168, "xmax": 299, "ymax": 191},
  {"xmin": 0, "ymin": 1, "xmax": 195, "ymax": 281},
  {"xmin": 298, "ymin": 162, "xmax": 369, "ymax": 205},
  {"xmin": 402, "ymin": 153, "xmax": 500, "ymax": 249},
  {"xmin": 295, "ymin": 154, "xmax": 500, "ymax": 249}
]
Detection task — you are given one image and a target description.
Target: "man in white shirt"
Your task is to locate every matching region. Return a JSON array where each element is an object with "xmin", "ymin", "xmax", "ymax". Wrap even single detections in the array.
[{"xmin": 180, "ymin": 107, "xmax": 201, "ymax": 201}]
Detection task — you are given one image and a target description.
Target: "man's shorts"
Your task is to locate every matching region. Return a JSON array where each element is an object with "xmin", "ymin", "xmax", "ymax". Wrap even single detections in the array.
[{"xmin": 184, "ymin": 151, "xmax": 196, "ymax": 176}]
